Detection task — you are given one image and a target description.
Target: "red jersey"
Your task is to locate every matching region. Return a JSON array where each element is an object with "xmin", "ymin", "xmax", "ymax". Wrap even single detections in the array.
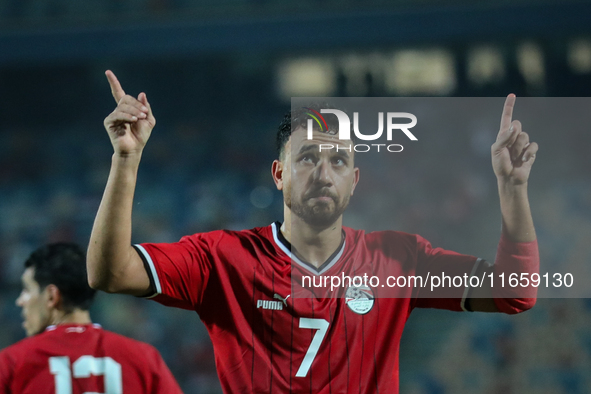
[
  {"xmin": 0, "ymin": 323, "xmax": 182, "ymax": 394},
  {"xmin": 135, "ymin": 222, "xmax": 481, "ymax": 393}
]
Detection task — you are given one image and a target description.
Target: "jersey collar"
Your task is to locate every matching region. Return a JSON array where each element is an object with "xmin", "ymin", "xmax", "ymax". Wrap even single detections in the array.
[
  {"xmin": 271, "ymin": 221, "xmax": 346, "ymax": 276},
  {"xmin": 45, "ymin": 323, "xmax": 102, "ymax": 332}
]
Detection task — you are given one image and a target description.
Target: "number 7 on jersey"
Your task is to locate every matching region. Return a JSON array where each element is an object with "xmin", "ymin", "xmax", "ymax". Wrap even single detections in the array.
[{"xmin": 296, "ymin": 318, "xmax": 330, "ymax": 378}]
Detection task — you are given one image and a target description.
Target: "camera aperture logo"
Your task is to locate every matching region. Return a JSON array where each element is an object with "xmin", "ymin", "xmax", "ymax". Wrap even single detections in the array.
[{"xmin": 304, "ymin": 108, "xmax": 417, "ymax": 153}]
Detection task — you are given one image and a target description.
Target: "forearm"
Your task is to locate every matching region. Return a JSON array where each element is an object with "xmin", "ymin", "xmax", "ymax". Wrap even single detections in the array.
[
  {"xmin": 471, "ymin": 200, "xmax": 539, "ymax": 313},
  {"xmin": 492, "ymin": 179, "xmax": 539, "ymax": 313},
  {"xmin": 475, "ymin": 94, "xmax": 539, "ymax": 314},
  {"xmin": 87, "ymin": 154, "xmax": 143, "ymax": 291},
  {"xmin": 498, "ymin": 180, "xmax": 536, "ymax": 242}
]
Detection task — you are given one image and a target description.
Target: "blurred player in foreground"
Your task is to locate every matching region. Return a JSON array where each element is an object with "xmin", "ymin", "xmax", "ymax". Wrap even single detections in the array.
[
  {"xmin": 87, "ymin": 70, "xmax": 539, "ymax": 393},
  {"xmin": 0, "ymin": 242, "xmax": 183, "ymax": 394}
]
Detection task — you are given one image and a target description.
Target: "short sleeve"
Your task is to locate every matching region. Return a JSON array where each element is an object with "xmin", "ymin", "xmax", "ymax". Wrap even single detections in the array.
[
  {"xmin": 134, "ymin": 233, "xmax": 213, "ymax": 311},
  {"xmin": 413, "ymin": 235, "xmax": 483, "ymax": 312}
]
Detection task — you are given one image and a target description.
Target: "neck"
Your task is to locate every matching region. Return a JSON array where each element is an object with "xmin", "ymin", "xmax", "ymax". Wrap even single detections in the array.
[
  {"xmin": 282, "ymin": 204, "xmax": 343, "ymax": 268},
  {"xmin": 50, "ymin": 309, "xmax": 92, "ymax": 326}
]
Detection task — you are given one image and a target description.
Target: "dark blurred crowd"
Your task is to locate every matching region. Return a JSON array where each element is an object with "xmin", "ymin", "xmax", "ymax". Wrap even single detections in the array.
[
  {"xmin": 2, "ymin": 93, "xmax": 591, "ymax": 393},
  {"xmin": 1, "ymin": 10, "xmax": 591, "ymax": 390}
]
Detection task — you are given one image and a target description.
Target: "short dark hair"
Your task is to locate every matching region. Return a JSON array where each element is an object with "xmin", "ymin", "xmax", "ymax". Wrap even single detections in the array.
[
  {"xmin": 24, "ymin": 243, "xmax": 96, "ymax": 312},
  {"xmin": 276, "ymin": 103, "xmax": 347, "ymax": 160}
]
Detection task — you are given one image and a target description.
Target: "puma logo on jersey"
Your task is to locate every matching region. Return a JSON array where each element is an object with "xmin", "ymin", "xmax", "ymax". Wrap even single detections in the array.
[
  {"xmin": 257, "ymin": 299, "xmax": 283, "ymax": 310},
  {"xmin": 274, "ymin": 293, "xmax": 290, "ymax": 306}
]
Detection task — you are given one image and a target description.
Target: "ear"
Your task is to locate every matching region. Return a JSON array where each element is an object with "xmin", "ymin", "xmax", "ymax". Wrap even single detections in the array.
[
  {"xmin": 272, "ymin": 159, "xmax": 284, "ymax": 191},
  {"xmin": 45, "ymin": 284, "xmax": 62, "ymax": 310},
  {"xmin": 350, "ymin": 167, "xmax": 360, "ymax": 196}
]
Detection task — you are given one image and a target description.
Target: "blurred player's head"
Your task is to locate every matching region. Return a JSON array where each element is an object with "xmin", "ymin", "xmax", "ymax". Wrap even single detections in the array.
[
  {"xmin": 16, "ymin": 243, "xmax": 96, "ymax": 336},
  {"xmin": 273, "ymin": 105, "xmax": 359, "ymax": 228}
]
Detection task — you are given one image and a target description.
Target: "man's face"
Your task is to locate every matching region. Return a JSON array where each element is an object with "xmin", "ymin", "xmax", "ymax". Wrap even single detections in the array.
[
  {"xmin": 16, "ymin": 267, "xmax": 51, "ymax": 336},
  {"xmin": 279, "ymin": 127, "xmax": 359, "ymax": 228}
]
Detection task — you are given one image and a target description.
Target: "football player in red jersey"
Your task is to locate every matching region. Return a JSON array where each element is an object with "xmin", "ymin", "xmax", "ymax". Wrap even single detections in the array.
[
  {"xmin": 87, "ymin": 70, "xmax": 539, "ymax": 393},
  {"xmin": 0, "ymin": 243, "xmax": 183, "ymax": 394}
]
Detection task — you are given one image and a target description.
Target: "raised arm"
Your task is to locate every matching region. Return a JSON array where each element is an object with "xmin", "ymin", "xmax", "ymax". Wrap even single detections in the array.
[
  {"xmin": 87, "ymin": 70, "xmax": 156, "ymax": 295},
  {"xmin": 492, "ymin": 95, "xmax": 538, "ymax": 241},
  {"xmin": 470, "ymin": 94, "xmax": 539, "ymax": 312}
]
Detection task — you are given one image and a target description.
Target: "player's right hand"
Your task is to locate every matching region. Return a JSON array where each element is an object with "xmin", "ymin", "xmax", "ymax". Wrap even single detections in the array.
[{"xmin": 103, "ymin": 70, "xmax": 155, "ymax": 157}]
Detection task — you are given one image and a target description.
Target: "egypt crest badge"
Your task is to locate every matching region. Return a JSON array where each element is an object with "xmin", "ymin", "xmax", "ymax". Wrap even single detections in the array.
[{"xmin": 345, "ymin": 285, "xmax": 375, "ymax": 315}]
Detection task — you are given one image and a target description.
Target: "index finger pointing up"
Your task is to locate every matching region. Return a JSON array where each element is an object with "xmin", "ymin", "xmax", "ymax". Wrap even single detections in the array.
[
  {"xmin": 499, "ymin": 93, "xmax": 516, "ymax": 134},
  {"xmin": 105, "ymin": 70, "xmax": 126, "ymax": 103}
]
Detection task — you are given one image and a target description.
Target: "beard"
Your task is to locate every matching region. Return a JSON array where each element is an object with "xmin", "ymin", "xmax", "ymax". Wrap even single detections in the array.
[{"xmin": 286, "ymin": 186, "xmax": 350, "ymax": 228}]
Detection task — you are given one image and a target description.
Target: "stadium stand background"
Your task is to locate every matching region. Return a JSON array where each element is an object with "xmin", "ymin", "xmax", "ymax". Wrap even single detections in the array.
[{"xmin": 1, "ymin": 1, "xmax": 591, "ymax": 392}]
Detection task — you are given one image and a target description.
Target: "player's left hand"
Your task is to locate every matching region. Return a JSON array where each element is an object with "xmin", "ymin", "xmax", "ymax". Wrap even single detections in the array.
[{"xmin": 491, "ymin": 94, "xmax": 539, "ymax": 185}]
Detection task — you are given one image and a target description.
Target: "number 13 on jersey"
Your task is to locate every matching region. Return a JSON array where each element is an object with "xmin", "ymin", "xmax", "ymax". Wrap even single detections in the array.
[{"xmin": 49, "ymin": 356, "xmax": 122, "ymax": 394}]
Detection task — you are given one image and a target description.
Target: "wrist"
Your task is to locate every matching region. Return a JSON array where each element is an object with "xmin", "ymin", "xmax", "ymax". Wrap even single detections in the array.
[
  {"xmin": 113, "ymin": 151, "xmax": 142, "ymax": 162},
  {"xmin": 112, "ymin": 152, "xmax": 142, "ymax": 170},
  {"xmin": 497, "ymin": 178, "xmax": 528, "ymax": 196}
]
